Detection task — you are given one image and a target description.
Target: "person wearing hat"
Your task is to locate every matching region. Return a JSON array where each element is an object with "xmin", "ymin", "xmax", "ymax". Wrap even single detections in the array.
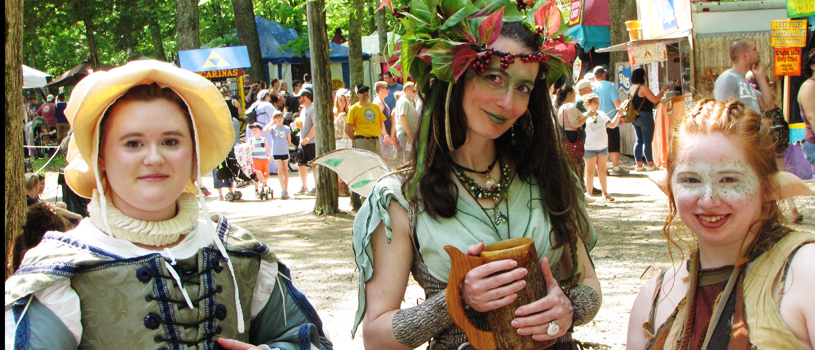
[
  {"xmin": 294, "ymin": 88, "xmax": 317, "ymax": 195},
  {"xmin": 344, "ymin": 84, "xmax": 388, "ymax": 156},
  {"xmin": 5, "ymin": 60, "xmax": 331, "ymax": 350},
  {"xmin": 36, "ymin": 94, "xmax": 58, "ymax": 131},
  {"xmin": 591, "ymin": 65, "xmax": 628, "ymax": 176}
]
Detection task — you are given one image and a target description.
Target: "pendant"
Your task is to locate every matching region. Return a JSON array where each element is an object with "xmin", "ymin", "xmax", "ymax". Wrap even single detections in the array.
[
  {"xmin": 485, "ymin": 175, "xmax": 496, "ymax": 189},
  {"xmin": 494, "ymin": 208, "xmax": 505, "ymax": 226}
]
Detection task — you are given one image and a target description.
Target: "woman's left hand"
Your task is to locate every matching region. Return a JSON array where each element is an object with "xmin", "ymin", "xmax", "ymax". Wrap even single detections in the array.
[
  {"xmin": 511, "ymin": 257, "xmax": 573, "ymax": 341},
  {"xmin": 216, "ymin": 338, "xmax": 264, "ymax": 350}
]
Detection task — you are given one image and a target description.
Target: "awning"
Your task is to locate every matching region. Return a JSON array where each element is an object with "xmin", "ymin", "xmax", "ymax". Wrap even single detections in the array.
[
  {"xmin": 22, "ymin": 65, "xmax": 51, "ymax": 89},
  {"xmin": 595, "ymin": 32, "xmax": 689, "ymax": 53},
  {"xmin": 569, "ymin": 25, "xmax": 610, "ymax": 51}
]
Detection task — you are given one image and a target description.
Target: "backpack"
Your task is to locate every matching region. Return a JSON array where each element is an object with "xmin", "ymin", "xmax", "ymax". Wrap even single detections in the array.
[
  {"xmin": 245, "ymin": 107, "xmax": 258, "ymax": 124},
  {"xmin": 619, "ymin": 86, "xmax": 645, "ymax": 124}
]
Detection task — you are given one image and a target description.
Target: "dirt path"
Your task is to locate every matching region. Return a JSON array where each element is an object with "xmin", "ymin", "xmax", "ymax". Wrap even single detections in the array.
[
  {"xmin": 38, "ymin": 167, "xmax": 814, "ymax": 349},
  {"xmin": 228, "ymin": 169, "xmax": 815, "ymax": 350}
]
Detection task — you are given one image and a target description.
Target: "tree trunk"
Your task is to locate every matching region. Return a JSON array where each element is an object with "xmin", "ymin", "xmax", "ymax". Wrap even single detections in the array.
[
  {"xmin": 376, "ymin": 2, "xmax": 388, "ymax": 63},
  {"xmin": 6, "ymin": 0, "xmax": 25, "ymax": 279},
  {"xmin": 307, "ymin": 0, "xmax": 339, "ymax": 215},
  {"xmin": 176, "ymin": 0, "xmax": 199, "ymax": 51},
  {"xmin": 608, "ymin": 0, "xmax": 637, "ymax": 78},
  {"xmin": 348, "ymin": 0, "xmax": 365, "ymax": 211},
  {"xmin": 366, "ymin": 1, "xmax": 376, "ymax": 36},
  {"xmin": 80, "ymin": 0, "xmax": 100, "ymax": 69},
  {"xmin": 231, "ymin": 0, "xmax": 265, "ymax": 82},
  {"xmin": 148, "ymin": 17, "xmax": 166, "ymax": 61}
]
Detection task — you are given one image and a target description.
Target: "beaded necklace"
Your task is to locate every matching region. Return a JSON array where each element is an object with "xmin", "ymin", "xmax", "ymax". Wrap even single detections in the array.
[{"xmin": 454, "ymin": 161, "xmax": 512, "ymax": 228}]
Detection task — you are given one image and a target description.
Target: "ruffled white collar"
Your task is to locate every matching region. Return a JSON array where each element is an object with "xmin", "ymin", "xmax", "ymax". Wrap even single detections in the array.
[{"xmin": 88, "ymin": 191, "xmax": 199, "ymax": 247}]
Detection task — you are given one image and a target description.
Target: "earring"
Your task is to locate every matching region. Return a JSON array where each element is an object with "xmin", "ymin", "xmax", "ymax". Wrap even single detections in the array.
[{"xmin": 511, "ymin": 125, "xmax": 516, "ymax": 146}]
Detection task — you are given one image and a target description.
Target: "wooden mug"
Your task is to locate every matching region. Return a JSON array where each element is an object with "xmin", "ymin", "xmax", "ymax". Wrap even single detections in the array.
[{"xmin": 444, "ymin": 237, "xmax": 556, "ymax": 350}]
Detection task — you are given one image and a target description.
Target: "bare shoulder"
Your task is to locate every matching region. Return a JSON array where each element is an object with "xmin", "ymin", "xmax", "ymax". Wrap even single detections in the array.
[
  {"xmin": 779, "ymin": 243, "xmax": 815, "ymax": 348},
  {"xmin": 628, "ymin": 262, "xmax": 688, "ymax": 349}
]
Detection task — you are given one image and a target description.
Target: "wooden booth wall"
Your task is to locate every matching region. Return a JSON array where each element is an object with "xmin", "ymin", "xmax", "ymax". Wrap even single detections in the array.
[{"xmin": 692, "ymin": 31, "xmax": 782, "ymax": 105}]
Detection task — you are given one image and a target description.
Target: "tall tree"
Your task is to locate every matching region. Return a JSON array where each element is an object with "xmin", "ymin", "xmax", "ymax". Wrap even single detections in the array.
[
  {"xmin": 306, "ymin": 0, "xmax": 339, "ymax": 214},
  {"xmin": 608, "ymin": 0, "xmax": 637, "ymax": 78},
  {"xmin": 78, "ymin": 0, "xmax": 101, "ymax": 68},
  {"xmin": 176, "ymin": 0, "xmax": 199, "ymax": 51},
  {"xmin": 348, "ymin": 0, "xmax": 365, "ymax": 211},
  {"xmin": 6, "ymin": 0, "xmax": 25, "ymax": 279},
  {"xmin": 375, "ymin": 2, "xmax": 388, "ymax": 62},
  {"xmin": 231, "ymin": 0, "xmax": 265, "ymax": 82}
]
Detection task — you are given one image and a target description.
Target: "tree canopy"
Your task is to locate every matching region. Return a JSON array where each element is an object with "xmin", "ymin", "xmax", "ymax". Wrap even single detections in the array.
[{"xmin": 23, "ymin": 0, "xmax": 402, "ymax": 81}]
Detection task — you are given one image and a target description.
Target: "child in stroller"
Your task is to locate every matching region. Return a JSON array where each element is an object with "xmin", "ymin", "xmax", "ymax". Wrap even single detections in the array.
[{"xmin": 27, "ymin": 116, "xmax": 58, "ymax": 158}]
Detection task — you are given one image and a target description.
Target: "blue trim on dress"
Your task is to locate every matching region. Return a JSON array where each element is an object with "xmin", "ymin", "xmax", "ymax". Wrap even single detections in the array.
[
  {"xmin": 15, "ymin": 263, "xmax": 79, "ymax": 277},
  {"xmin": 149, "ymin": 256, "xmax": 184, "ymax": 350},
  {"xmin": 202, "ymin": 249, "xmax": 219, "ymax": 350},
  {"xmin": 12, "ymin": 297, "xmax": 31, "ymax": 350},
  {"xmin": 297, "ymin": 323, "xmax": 316, "ymax": 350},
  {"xmin": 42, "ymin": 231, "xmax": 126, "ymax": 260}
]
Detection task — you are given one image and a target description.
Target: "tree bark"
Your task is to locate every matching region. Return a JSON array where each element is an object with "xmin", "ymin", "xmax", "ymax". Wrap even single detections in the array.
[
  {"xmin": 608, "ymin": 0, "xmax": 637, "ymax": 78},
  {"xmin": 307, "ymin": 0, "xmax": 339, "ymax": 215},
  {"xmin": 79, "ymin": 0, "xmax": 100, "ymax": 69},
  {"xmin": 348, "ymin": 0, "xmax": 365, "ymax": 211},
  {"xmin": 376, "ymin": 2, "xmax": 388, "ymax": 63},
  {"xmin": 6, "ymin": 0, "xmax": 25, "ymax": 279},
  {"xmin": 176, "ymin": 0, "xmax": 199, "ymax": 51},
  {"xmin": 148, "ymin": 16, "xmax": 166, "ymax": 61},
  {"xmin": 366, "ymin": 1, "xmax": 376, "ymax": 35},
  {"xmin": 231, "ymin": 0, "xmax": 265, "ymax": 82}
]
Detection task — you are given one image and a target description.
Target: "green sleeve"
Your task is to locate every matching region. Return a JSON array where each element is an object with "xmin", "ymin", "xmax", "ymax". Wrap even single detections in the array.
[{"xmin": 249, "ymin": 265, "xmax": 332, "ymax": 350}]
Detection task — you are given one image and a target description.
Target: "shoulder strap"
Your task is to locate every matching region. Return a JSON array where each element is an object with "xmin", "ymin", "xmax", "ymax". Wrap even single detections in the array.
[{"xmin": 646, "ymin": 269, "xmax": 668, "ymax": 334}]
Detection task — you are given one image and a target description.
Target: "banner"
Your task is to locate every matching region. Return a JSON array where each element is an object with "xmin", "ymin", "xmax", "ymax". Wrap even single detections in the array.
[
  {"xmin": 627, "ymin": 42, "xmax": 667, "ymax": 66},
  {"xmin": 774, "ymin": 48, "xmax": 802, "ymax": 76},
  {"xmin": 555, "ymin": 0, "xmax": 583, "ymax": 27},
  {"xmin": 770, "ymin": 20, "xmax": 807, "ymax": 47},
  {"xmin": 787, "ymin": 0, "xmax": 815, "ymax": 18}
]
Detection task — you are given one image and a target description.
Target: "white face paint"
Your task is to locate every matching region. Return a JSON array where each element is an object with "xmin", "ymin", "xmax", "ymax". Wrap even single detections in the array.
[{"xmin": 671, "ymin": 133, "xmax": 763, "ymax": 250}]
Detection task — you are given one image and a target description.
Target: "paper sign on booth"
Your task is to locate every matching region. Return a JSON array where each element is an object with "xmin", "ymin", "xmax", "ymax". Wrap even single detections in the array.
[{"xmin": 774, "ymin": 48, "xmax": 801, "ymax": 76}]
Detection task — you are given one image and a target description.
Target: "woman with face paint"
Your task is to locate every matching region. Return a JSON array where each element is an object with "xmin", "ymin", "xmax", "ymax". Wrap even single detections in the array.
[
  {"xmin": 627, "ymin": 99, "xmax": 815, "ymax": 349},
  {"xmin": 349, "ymin": 8, "xmax": 602, "ymax": 349},
  {"xmin": 5, "ymin": 60, "xmax": 331, "ymax": 350}
]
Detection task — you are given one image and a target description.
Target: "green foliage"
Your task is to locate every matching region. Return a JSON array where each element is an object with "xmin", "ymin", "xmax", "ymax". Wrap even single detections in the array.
[{"xmin": 21, "ymin": 0, "xmax": 406, "ymax": 84}]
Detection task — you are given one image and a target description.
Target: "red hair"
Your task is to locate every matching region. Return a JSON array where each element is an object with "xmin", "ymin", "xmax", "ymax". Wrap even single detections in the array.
[{"xmin": 662, "ymin": 99, "xmax": 785, "ymax": 257}]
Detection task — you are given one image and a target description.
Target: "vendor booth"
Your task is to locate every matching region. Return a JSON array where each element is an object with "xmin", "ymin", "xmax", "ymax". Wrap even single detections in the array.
[
  {"xmin": 596, "ymin": 0, "xmax": 692, "ymax": 165},
  {"xmin": 253, "ymin": 17, "xmax": 371, "ymax": 90}
]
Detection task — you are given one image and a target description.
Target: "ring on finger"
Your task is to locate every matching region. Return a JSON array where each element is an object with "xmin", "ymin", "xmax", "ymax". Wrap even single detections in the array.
[{"xmin": 547, "ymin": 321, "xmax": 559, "ymax": 336}]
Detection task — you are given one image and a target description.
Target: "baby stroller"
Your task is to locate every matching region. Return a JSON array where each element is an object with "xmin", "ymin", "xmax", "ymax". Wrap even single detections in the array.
[
  {"xmin": 214, "ymin": 150, "xmax": 243, "ymax": 202},
  {"xmin": 232, "ymin": 143, "xmax": 273, "ymax": 200},
  {"xmin": 27, "ymin": 116, "xmax": 57, "ymax": 159}
]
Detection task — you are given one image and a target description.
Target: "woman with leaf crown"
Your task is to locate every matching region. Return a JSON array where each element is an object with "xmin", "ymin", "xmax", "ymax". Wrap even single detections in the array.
[{"xmin": 349, "ymin": 0, "xmax": 602, "ymax": 348}]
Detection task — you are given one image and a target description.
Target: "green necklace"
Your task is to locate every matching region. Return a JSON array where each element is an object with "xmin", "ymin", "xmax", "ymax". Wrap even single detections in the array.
[{"xmin": 454, "ymin": 161, "xmax": 512, "ymax": 205}]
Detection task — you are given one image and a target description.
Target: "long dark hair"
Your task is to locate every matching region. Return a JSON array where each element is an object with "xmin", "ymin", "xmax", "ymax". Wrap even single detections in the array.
[{"xmin": 403, "ymin": 21, "xmax": 590, "ymax": 249}]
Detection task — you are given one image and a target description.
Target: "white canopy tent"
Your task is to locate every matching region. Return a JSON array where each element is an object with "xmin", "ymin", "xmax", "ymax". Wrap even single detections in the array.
[
  {"xmin": 342, "ymin": 32, "xmax": 401, "ymax": 87},
  {"xmin": 22, "ymin": 65, "xmax": 51, "ymax": 88}
]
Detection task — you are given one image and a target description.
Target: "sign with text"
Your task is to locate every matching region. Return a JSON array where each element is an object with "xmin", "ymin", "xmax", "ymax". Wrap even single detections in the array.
[
  {"xmin": 787, "ymin": 0, "xmax": 815, "ymax": 18},
  {"xmin": 627, "ymin": 42, "xmax": 667, "ymax": 66},
  {"xmin": 555, "ymin": 0, "xmax": 583, "ymax": 27},
  {"xmin": 195, "ymin": 68, "xmax": 243, "ymax": 80},
  {"xmin": 774, "ymin": 48, "xmax": 802, "ymax": 76},
  {"xmin": 770, "ymin": 20, "xmax": 806, "ymax": 47}
]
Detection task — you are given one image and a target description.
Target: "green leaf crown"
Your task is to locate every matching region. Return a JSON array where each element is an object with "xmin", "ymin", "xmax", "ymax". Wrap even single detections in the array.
[{"xmin": 383, "ymin": 0, "xmax": 577, "ymax": 89}]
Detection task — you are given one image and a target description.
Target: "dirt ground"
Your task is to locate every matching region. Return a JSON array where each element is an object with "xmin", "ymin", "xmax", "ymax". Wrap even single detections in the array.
[{"xmin": 39, "ymin": 162, "xmax": 815, "ymax": 350}]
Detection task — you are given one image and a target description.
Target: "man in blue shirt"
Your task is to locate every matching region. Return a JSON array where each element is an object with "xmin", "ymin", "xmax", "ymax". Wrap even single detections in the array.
[
  {"xmin": 592, "ymin": 66, "xmax": 627, "ymax": 176},
  {"xmin": 382, "ymin": 71, "xmax": 403, "ymax": 112}
]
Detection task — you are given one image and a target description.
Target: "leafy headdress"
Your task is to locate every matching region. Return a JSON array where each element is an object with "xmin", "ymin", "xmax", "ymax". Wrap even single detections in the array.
[{"xmin": 380, "ymin": 0, "xmax": 577, "ymax": 199}]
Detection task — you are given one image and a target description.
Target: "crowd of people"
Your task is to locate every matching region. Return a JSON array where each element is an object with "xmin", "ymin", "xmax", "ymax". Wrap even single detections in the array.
[{"xmin": 6, "ymin": 10, "xmax": 814, "ymax": 350}]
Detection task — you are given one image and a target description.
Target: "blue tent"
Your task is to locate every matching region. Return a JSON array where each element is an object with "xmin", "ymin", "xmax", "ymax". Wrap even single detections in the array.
[{"xmin": 255, "ymin": 16, "xmax": 369, "ymax": 64}]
